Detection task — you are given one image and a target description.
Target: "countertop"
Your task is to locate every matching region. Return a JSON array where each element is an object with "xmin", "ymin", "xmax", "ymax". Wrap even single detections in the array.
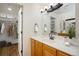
[{"xmin": 31, "ymin": 35, "xmax": 79, "ymax": 56}]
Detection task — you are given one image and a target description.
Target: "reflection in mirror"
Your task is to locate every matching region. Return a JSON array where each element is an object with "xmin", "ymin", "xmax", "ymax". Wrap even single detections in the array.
[
  {"xmin": 59, "ymin": 18, "xmax": 76, "ymax": 39},
  {"xmin": 34, "ymin": 23, "xmax": 39, "ymax": 33},
  {"xmin": 50, "ymin": 16, "xmax": 55, "ymax": 33},
  {"xmin": 65, "ymin": 18, "xmax": 75, "ymax": 32},
  {"xmin": 44, "ymin": 24, "xmax": 47, "ymax": 32},
  {"xmin": 64, "ymin": 18, "xmax": 76, "ymax": 39}
]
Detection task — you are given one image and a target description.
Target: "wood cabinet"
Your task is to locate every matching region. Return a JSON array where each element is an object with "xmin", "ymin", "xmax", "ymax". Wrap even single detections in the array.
[
  {"xmin": 57, "ymin": 50, "xmax": 70, "ymax": 56},
  {"xmin": 31, "ymin": 39, "xmax": 43, "ymax": 56},
  {"xmin": 31, "ymin": 39, "xmax": 70, "ymax": 56},
  {"xmin": 35, "ymin": 40, "xmax": 43, "ymax": 56},
  {"xmin": 31, "ymin": 39, "xmax": 35, "ymax": 56},
  {"xmin": 43, "ymin": 44, "xmax": 56, "ymax": 56}
]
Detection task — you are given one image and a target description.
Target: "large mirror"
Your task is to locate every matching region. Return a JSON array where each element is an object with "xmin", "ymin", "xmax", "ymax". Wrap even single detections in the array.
[
  {"xmin": 64, "ymin": 18, "xmax": 75, "ymax": 33},
  {"xmin": 50, "ymin": 3, "xmax": 76, "ymax": 39}
]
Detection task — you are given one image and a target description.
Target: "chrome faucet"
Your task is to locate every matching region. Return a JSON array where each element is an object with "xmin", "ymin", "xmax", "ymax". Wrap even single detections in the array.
[{"xmin": 49, "ymin": 31, "xmax": 54, "ymax": 40}]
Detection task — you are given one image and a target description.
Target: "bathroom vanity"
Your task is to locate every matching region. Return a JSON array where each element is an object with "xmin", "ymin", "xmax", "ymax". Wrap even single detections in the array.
[{"xmin": 31, "ymin": 35, "xmax": 79, "ymax": 56}]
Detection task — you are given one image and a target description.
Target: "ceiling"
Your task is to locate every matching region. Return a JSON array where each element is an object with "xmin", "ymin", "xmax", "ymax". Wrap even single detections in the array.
[{"xmin": 0, "ymin": 3, "xmax": 21, "ymax": 17}]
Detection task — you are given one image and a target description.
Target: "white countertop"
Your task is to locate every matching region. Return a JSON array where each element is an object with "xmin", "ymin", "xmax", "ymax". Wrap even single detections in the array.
[{"xmin": 31, "ymin": 35, "xmax": 79, "ymax": 56}]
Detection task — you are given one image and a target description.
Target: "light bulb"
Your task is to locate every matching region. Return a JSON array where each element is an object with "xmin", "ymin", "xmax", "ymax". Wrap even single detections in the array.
[
  {"xmin": 49, "ymin": 3, "xmax": 58, "ymax": 6},
  {"xmin": 40, "ymin": 9, "xmax": 43, "ymax": 12},
  {"xmin": 8, "ymin": 8, "xmax": 12, "ymax": 11},
  {"xmin": 44, "ymin": 6, "xmax": 48, "ymax": 9}
]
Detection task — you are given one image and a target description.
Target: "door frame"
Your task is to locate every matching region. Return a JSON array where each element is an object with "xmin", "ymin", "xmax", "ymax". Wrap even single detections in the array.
[{"xmin": 18, "ymin": 4, "xmax": 23, "ymax": 56}]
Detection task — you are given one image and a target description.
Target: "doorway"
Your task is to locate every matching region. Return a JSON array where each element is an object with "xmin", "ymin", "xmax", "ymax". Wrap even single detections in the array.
[{"xmin": 0, "ymin": 3, "xmax": 23, "ymax": 56}]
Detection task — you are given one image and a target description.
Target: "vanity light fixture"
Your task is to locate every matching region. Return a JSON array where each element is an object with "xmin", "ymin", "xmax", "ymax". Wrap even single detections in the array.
[
  {"xmin": 40, "ymin": 3, "xmax": 63, "ymax": 13},
  {"xmin": 40, "ymin": 6, "xmax": 49, "ymax": 13},
  {"xmin": 44, "ymin": 6, "xmax": 49, "ymax": 11},
  {"xmin": 40, "ymin": 9, "xmax": 44, "ymax": 13}
]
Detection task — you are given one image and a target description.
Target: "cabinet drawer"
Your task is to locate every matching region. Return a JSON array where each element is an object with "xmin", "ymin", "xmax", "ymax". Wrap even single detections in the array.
[
  {"xmin": 43, "ymin": 44, "xmax": 56, "ymax": 56},
  {"xmin": 35, "ymin": 40, "xmax": 43, "ymax": 56}
]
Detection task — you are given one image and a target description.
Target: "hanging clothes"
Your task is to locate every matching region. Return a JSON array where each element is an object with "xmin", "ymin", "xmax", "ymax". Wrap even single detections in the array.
[
  {"xmin": 1, "ymin": 22, "xmax": 18, "ymax": 38},
  {"xmin": 7, "ymin": 24, "xmax": 13, "ymax": 36},
  {"xmin": 1, "ymin": 23, "xmax": 5, "ymax": 34},
  {"xmin": 12, "ymin": 24, "xmax": 18, "ymax": 38}
]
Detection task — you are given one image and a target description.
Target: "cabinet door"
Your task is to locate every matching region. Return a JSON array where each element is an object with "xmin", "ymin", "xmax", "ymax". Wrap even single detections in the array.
[
  {"xmin": 57, "ymin": 50, "xmax": 70, "ymax": 56},
  {"xmin": 43, "ymin": 44, "xmax": 56, "ymax": 56},
  {"xmin": 35, "ymin": 40, "xmax": 43, "ymax": 56},
  {"xmin": 31, "ymin": 39, "xmax": 35, "ymax": 56}
]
